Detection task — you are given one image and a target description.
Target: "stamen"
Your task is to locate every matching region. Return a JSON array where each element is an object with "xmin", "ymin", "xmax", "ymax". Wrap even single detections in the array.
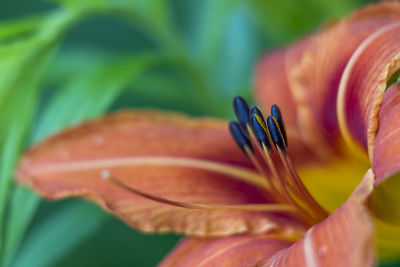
[
  {"xmin": 102, "ymin": 172, "xmax": 296, "ymax": 213},
  {"xmin": 229, "ymin": 123, "xmax": 272, "ymax": 192},
  {"xmin": 248, "ymin": 114, "xmax": 298, "ymax": 206},
  {"xmin": 266, "ymin": 116, "xmax": 287, "ymax": 155},
  {"xmin": 250, "ymin": 113, "xmax": 272, "ymax": 154},
  {"xmin": 229, "ymin": 121, "xmax": 253, "ymax": 155},
  {"xmin": 271, "ymin": 104, "xmax": 288, "ymax": 146},
  {"xmin": 240, "ymin": 125, "xmax": 284, "ymax": 203},
  {"xmin": 267, "ymin": 112, "xmax": 327, "ymax": 220},
  {"xmin": 259, "ymin": 142, "xmax": 295, "ymax": 203},
  {"xmin": 250, "ymin": 106, "xmax": 266, "ymax": 126},
  {"xmin": 257, "ymin": 140, "xmax": 316, "ymax": 225},
  {"xmin": 278, "ymin": 151, "xmax": 329, "ymax": 220},
  {"xmin": 233, "ymin": 96, "xmax": 250, "ymax": 135},
  {"xmin": 230, "ymin": 96, "xmax": 328, "ymax": 226}
]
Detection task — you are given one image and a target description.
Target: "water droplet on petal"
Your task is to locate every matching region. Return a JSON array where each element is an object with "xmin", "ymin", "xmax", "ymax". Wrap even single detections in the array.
[
  {"xmin": 92, "ymin": 135, "xmax": 104, "ymax": 147},
  {"xmin": 58, "ymin": 150, "xmax": 69, "ymax": 160},
  {"xmin": 101, "ymin": 169, "xmax": 110, "ymax": 179},
  {"xmin": 318, "ymin": 245, "xmax": 328, "ymax": 256}
]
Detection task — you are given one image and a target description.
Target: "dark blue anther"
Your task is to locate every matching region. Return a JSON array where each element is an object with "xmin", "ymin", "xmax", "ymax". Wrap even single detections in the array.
[
  {"xmin": 267, "ymin": 116, "xmax": 287, "ymax": 155},
  {"xmin": 229, "ymin": 121, "xmax": 253, "ymax": 155},
  {"xmin": 250, "ymin": 114, "xmax": 272, "ymax": 154},
  {"xmin": 233, "ymin": 96, "xmax": 250, "ymax": 135},
  {"xmin": 250, "ymin": 106, "xmax": 266, "ymax": 126},
  {"xmin": 271, "ymin": 104, "xmax": 287, "ymax": 147}
]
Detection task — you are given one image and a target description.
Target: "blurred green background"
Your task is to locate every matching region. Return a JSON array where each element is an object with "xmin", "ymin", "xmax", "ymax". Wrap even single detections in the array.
[{"xmin": 2, "ymin": 0, "xmax": 395, "ymax": 266}]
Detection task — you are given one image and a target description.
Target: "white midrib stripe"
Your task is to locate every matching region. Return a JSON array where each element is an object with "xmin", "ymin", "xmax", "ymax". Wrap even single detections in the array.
[
  {"xmin": 303, "ymin": 228, "xmax": 318, "ymax": 267},
  {"xmin": 28, "ymin": 156, "xmax": 268, "ymax": 188}
]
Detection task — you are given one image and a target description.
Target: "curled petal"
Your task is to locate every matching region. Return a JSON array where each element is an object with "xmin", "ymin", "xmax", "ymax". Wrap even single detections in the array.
[
  {"xmin": 256, "ymin": 1, "xmax": 400, "ymax": 229},
  {"xmin": 264, "ymin": 169, "xmax": 375, "ymax": 267},
  {"xmin": 253, "ymin": 4, "xmax": 400, "ymax": 212},
  {"xmin": 372, "ymin": 83, "xmax": 400, "ymax": 182},
  {"xmin": 370, "ymin": 83, "xmax": 400, "ymax": 223},
  {"xmin": 17, "ymin": 111, "xmax": 305, "ymax": 236},
  {"xmin": 296, "ymin": 2, "xmax": 400, "ymax": 158},
  {"xmin": 159, "ymin": 235, "xmax": 292, "ymax": 267},
  {"xmin": 307, "ymin": 2, "xmax": 400, "ymax": 153},
  {"xmin": 256, "ymin": 2, "xmax": 400, "ymax": 160},
  {"xmin": 338, "ymin": 22, "xmax": 400, "ymax": 158}
]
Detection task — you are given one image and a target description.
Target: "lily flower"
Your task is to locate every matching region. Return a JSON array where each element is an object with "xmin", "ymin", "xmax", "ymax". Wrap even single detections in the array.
[{"xmin": 15, "ymin": 2, "xmax": 400, "ymax": 266}]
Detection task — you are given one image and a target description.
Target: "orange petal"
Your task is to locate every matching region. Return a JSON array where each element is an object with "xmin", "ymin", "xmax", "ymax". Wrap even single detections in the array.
[
  {"xmin": 372, "ymin": 83, "xmax": 400, "ymax": 183},
  {"xmin": 254, "ymin": 41, "xmax": 327, "ymax": 165},
  {"xmin": 263, "ymin": 169, "xmax": 375, "ymax": 267},
  {"xmin": 298, "ymin": 2, "xmax": 400, "ymax": 156},
  {"xmin": 160, "ymin": 170, "xmax": 375, "ymax": 267},
  {"xmin": 255, "ymin": 2, "xmax": 400, "ymax": 160},
  {"xmin": 159, "ymin": 235, "xmax": 292, "ymax": 267},
  {"xmin": 338, "ymin": 21, "xmax": 400, "ymax": 158},
  {"xmin": 369, "ymin": 83, "xmax": 400, "ymax": 223},
  {"xmin": 17, "ymin": 110, "xmax": 305, "ymax": 236},
  {"xmin": 254, "ymin": 41, "xmax": 307, "ymax": 136}
]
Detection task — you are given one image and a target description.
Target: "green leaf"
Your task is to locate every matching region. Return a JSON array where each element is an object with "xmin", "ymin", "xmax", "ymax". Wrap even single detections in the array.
[
  {"xmin": 11, "ymin": 201, "xmax": 110, "ymax": 267},
  {"xmin": 0, "ymin": 8, "xmax": 80, "ymax": 263},
  {"xmin": 0, "ymin": 31, "xmax": 58, "ymax": 260},
  {"xmin": 2, "ymin": 50, "xmax": 159, "ymax": 266},
  {"xmin": 1, "ymin": 187, "xmax": 41, "ymax": 267},
  {"xmin": 0, "ymin": 15, "xmax": 48, "ymax": 45},
  {"xmin": 195, "ymin": 0, "xmax": 237, "ymax": 70},
  {"xmin": 54, "ymin": 214, "xmax": 180, "ymax": 267},
  {"xmin": 32, "ymin": 51, "xmax": 158, "ymax": 140}
]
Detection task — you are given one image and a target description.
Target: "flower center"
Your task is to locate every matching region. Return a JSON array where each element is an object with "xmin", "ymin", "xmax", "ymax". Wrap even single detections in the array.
[
  {"xmin": 230, "ymin": 96, "xmax": 328, "ymax": 226},
  {"xmin": 100, "ymin": 96, "xmax": 328, "ymax": 229}
]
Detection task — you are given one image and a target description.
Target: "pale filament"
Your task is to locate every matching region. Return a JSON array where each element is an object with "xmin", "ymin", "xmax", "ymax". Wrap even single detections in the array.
[
  {"xmin": 101, "ymin": 170, "xmax": 296, "ymax": 213},
  {"xmin": 99, "ymin": 97, "xmax": 329, "ymax": 227},
  {"xmin": 230, "ymin": 97, "xmax": 329, "ymax": 225},
  {"xmin": 246, "ymin": 124, "xmax": 328, "ymax": 225}
]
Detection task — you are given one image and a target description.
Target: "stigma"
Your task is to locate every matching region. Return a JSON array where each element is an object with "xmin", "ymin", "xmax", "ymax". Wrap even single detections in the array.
[{"xmin": 230, "ymin": 96, "xmax": 328, "ymax": 225}]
